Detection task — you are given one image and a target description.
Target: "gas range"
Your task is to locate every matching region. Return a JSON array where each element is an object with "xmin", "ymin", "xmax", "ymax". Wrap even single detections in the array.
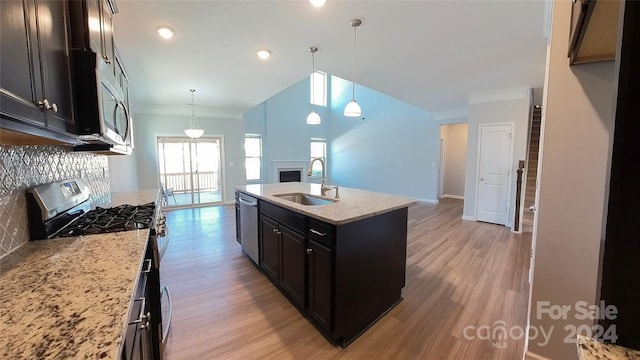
[
  {"xmin": 56, "ymin": 202, "xmax": 156, "ymax": 238},
  {"xmin": 26, "ymin": 179, "xmax": 161, "ymax": 240}
]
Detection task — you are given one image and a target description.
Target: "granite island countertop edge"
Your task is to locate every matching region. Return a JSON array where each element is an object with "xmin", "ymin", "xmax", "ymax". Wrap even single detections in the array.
[{"xmin": 235, "ymin": 183, "xmax": 416, "ymax": 225}]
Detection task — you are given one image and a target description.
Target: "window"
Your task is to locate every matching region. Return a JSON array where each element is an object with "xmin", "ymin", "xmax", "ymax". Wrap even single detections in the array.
[
  {"xmin": 310, "ymin": 71, "xmax": 327, "ymax": 106},
  {"xmin": 310, "ymin": 138, "xmax": 327, "ymax": 177},
  {"xmin": 245, "ymin": 134, "xmax": 262, "ymax": 181}
]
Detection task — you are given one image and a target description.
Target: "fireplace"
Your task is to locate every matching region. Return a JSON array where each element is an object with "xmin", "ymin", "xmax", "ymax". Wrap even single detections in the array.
[
  {"xmin": 280, "ymin": 170, "xmax": 301, "ymax": 182},
  {"xmin": 272, "ymin": 161, "xmax": 308, "ymax": 183}
]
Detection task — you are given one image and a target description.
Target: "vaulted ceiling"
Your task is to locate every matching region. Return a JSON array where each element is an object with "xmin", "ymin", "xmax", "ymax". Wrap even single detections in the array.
[{"xmin": 113, "ymin": 0, "xmax": 549, "ymax": 119}]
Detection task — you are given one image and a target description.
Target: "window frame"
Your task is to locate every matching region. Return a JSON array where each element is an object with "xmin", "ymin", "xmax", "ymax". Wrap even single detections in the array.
[
  {"xmin": 310, "ymin": 71, "xmax": 327, "ymax": 107},
  {"xmin": 245, "ymin": 134, "xmax": 262, "ymax": 182},
  {"xmin": 309, "ymin": 138, "xmax": 327, "ymax": 178}
]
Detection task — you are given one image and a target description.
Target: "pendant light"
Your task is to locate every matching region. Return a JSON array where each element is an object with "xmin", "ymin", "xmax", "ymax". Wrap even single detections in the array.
[
  {"xmin": 184, "ymin": 89, "xmax": 204, "ymax": 139},
  {"xmin": 307, "ymin": 47, "xmax": 321, "ymax": 125},
  {"xmin": 344, "ymin": 18, "xmax": 362, "ymax": 118}
]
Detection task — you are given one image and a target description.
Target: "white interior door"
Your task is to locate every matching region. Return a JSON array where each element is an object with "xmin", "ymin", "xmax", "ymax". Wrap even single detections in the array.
[{"xmin": 476, "ymin": 124, "xmax": 513, "ymax": 225}]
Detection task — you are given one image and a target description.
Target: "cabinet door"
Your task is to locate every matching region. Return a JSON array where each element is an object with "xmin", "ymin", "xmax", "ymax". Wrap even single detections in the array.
[
  {"xmin": 0, "ymin": 0, "xmax": 45, "ymax": 127},
  {"xmin": 280, "ymin": 226, "xmax": 306, "ymax": 307},
  {"xmin": 101, "ymin": 0, "xmax": 115, "ymax": 75},
  {"xmin": 38, "ymin": 0, "xmax": 75, "ymax": 133},
  {"xmin": 307, "ymin": 239, "xmax": 333, "ymax": 332},
  {"xmin": 260, "ymin": 216, "xmax": 280, "ymax": 281}
]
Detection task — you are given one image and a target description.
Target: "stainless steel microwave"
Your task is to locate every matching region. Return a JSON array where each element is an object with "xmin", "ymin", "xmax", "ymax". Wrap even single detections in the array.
[{"xmin": 72, "ymin": 50, "xmax": 130, "ymax": 146}]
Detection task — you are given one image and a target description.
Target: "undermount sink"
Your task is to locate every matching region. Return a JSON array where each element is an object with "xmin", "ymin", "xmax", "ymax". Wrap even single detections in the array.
[{"xmin": 273, "ymin": 193, "xmax": 336, "ymax": 206}]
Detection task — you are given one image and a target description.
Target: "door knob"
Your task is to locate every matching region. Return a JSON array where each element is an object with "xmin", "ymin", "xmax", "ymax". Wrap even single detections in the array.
[{"xmin": 306, "ymin": 249, "xmax": 312, "ymax": 255}]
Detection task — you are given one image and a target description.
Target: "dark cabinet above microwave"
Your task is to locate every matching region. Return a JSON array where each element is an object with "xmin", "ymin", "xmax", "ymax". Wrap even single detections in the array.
[
  {"xmin": 1, "ymin": 0, "xmax": 134, "ymax": 154},
  {"xmin": 0, "ymin": 0, "xmax": 79, "ymax": 145},
  {"xmin": 568, "ymin": 0, "xmax": 620, "ymax": 65}
]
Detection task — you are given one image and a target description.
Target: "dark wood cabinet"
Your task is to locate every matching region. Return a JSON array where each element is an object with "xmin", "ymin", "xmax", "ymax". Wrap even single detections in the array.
[
  {"xmin": 69, "ymin": 0, "xmax": 117, "ymax": 72},
  {"xmin": 0, "ymin": 0, "xmax": 77, "ymax": 141},
  {"xmin": 254, "ymin": 196, "xmax": 408, "ymax": 347},
  {"xmin": 279, "ymin": 225, "xmax": 306, "ymax": 307},
  {"xmin": 260, "ymin": 215, "xmax": 280, "ymax": 281},
  {"xmin": 307, "ymin": 239, "xmax": 333, "ymax": 333},
  {"xmin": 260, "ymin": 212, "xmax": 307, "ymax": 308},
  {"xmin": 121, "ymin": 237, "xmax": 162, "ymax": 360}
]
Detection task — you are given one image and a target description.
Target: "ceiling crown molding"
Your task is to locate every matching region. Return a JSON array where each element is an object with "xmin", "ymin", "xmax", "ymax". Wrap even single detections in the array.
[
  {"xmin": 433, "ymin": 109, "xmax": 468, "ymax": 121},
  {"xmin": 132, "ymin": 105, "xmax": 243, "ymax": 120},
  {"xmin": 467, "ymin": 86, "xmax": 531, "ymax": 105}
]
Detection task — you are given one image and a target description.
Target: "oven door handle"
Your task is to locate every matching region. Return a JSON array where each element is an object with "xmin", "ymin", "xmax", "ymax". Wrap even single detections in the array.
[{"xmin": 161, "ymin": 284, "xmax": 173, "ymax": 348}]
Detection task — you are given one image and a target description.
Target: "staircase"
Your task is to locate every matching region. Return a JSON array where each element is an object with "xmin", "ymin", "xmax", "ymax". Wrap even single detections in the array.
[{"xmin": 522, "ymin": 105, "xmax": 542, "ymax": 233}]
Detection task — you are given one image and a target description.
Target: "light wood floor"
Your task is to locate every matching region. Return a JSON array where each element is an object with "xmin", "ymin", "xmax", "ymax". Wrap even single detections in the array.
[{"xmin": 160, "ymin": 199, "xmax": 532, "ymax": 360}]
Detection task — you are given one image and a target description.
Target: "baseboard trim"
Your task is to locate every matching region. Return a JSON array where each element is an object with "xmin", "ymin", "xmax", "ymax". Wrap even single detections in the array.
[
  {"xmin": 524, "ymin": 351, "xmax": 552, "ymax": 360},
  {"xmin": 462, "ymin": 215, "xmax": 476, "ymax": 221},
  {"xmin": 441, "ymin": 194, "xmax": 464, "ymax": 200},
  {"xmin": 412, "ymin": 197, "xmax": 439, "ymax": 204}
]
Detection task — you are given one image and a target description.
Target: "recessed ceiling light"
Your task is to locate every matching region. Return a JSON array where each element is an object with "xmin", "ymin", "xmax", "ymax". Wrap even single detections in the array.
[
  {"xmin": 257, "ymin": 49, "xmax": 271, "ymax": 60},
  {"xmin": 157, "ymin": 27, "xmax": 174, "ymax": 39},
  {"xmin": 309, "ymin": 0, "xmax": 326, "ymax": 7}
]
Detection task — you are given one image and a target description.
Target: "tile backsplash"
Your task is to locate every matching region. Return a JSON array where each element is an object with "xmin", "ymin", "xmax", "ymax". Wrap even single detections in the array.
[{"xmin": 0, "ymin": 145, "xmax": 110, "ymax": 257}]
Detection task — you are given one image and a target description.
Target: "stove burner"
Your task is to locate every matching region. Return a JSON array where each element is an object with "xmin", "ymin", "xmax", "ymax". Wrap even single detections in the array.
[{"xmin": 56, "ymin": 202, "xmax": 156, "ymax": 238}]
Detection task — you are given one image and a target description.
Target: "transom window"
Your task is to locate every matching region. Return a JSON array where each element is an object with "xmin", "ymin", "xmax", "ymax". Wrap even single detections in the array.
[{"xmin": 310, "ymin": 71, "xmax": 327, "ymax": 107}]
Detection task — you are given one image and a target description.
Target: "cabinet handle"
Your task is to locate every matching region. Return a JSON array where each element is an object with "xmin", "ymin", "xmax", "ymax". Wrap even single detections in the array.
[
  {"xmin": 37, "ymin": 99, "xmax": 59, "ymax": 113},
  {"xmin": 104, "ymin": 55, "xmax": 111, "ymax": 64},
  {"xmin": 130, "ymin": 297, "xmax": 149, "ymax": 326},
  {"xmin": 140, "ymin": 312, "xmax": 151, "ymax": 330},
  {"xmin": 306, "ymin": 248, "xmax": 312, "ymax": 255},
  {"xmin": 310, "ymin": 228, "xmax": 326, "ymax": 237},
  {"xmin": 141, "ymin": 258, "xmax": 153, "ymax": 273},
  {"xmin": 272, "ymin": 228, "xmax": 278, "ymax": 234}
]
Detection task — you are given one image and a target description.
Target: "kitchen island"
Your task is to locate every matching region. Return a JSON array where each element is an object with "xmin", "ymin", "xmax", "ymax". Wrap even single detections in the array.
[
  {"xmin": 0, "ymin": 189, "xmax": 159, "ymax": 359},
  {"xmin": 235, "ymin": 182, "xmax": 415, "ymax": 347}
]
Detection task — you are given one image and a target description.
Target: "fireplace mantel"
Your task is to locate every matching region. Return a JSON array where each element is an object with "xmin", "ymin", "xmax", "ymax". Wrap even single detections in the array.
[{"xmin": 271, "ymin": 161, "xmax": 308, "ymax": 183}]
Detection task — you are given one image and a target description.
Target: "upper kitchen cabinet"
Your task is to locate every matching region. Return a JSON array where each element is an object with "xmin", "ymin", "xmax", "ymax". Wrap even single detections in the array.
[
  {"xmin": 568, "ymin": 0, "xmax": 620, "ymax": 64},
  {"xmin": 68, "ymin": 0, "xmax": 118, "ymax": 75},
  {"xmin": 0, "ymin": 0, "xmax": 78, "ymax": 144}
]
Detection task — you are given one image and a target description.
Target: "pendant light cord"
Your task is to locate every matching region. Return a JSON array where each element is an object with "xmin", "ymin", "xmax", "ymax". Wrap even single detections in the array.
[
  {"xmin": 311, "ymin": 50, "xmax": 315, "ymax": 110},
  {"xmin": 352, "ymin": 24, "xmax": 357, "ymax": 101}
]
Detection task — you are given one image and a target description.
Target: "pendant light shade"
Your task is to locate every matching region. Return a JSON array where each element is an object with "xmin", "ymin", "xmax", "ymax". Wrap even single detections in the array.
[
  {"xmin": 307, "ymin": 47, "xmax": 321, "ymax": 125},
  {"xmin": 344, "ymin": 100, "xmax": 361, "ymax": 117},
  {"xmin": 344, "ymin": 19, "xmax": 362, "ymax": 118},
  {"xmin": 184, "ymin": 89, "xmax": 204, "ymax": 139},
  {"xmin": 307, "ymin": 110, "xmax": 321, "ymax": 125}
]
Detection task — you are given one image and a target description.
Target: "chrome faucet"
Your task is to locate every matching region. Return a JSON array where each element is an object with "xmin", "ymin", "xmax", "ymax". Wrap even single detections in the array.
[{"xmin": 307, "ymin": 158, "xmax": 339, "ymax": 199}]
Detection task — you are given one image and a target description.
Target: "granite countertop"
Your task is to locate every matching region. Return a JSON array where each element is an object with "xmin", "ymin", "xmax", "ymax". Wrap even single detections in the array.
[
  {"xmin": 577, "ymin": 335, "xmax": 640, "ymax": 360},
  {"xmin": 235, "ymin": 182, "xmax": 415, "ymax": 225},
  {"xmin": 0, "ymin": 189, "xmax": 160, "ymax": 359},
  {"xmin": 100, "ymin": 189, "xmax": 161, "ymax": 208}
]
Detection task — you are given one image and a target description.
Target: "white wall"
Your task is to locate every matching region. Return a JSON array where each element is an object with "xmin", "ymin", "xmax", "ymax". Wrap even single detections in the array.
[
  {"xmin": 440, "ymin": 123, "xmax": 468, "ymax": 198},
  {"xmin": 526, "ymin": 0, "xmax": 617, "ymax": 358},
  {"xmin": 462, "ymin": 87, "xmax": 531, "ymax": 226},
  {"xmin": 109, "ymin": 113, "xmax": 245, "ymax": 204},
  {"xmin": 108, "ymin": 152, "xmax": 139, "ymax": 192}
]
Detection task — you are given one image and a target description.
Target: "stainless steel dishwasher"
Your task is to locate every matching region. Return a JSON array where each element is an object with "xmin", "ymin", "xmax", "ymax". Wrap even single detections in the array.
[{"xmin": 239, "ymin": 193, "xmax": 259, "ymax": 265}]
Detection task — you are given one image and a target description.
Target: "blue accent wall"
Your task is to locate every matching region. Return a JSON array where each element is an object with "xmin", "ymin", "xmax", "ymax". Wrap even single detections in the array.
[{"xmin": 243, "ymin": 75, "xmax": 441, "ymax": 202}]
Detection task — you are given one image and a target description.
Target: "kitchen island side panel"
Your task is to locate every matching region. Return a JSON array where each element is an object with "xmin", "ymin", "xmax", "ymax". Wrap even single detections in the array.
[{"xmin": 333, "ymin": 207, "xmax": 408, "ymax": 345}]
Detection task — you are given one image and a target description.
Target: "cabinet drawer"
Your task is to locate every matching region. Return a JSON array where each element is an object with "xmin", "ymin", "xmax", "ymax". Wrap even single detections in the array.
[
  {"xmin": 308, "ymin": 218, "xmax": 335, "ymax": 248},
  {"xmin": 260, "ymin": 200, "xmax": 306, "ymax": 234}
]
